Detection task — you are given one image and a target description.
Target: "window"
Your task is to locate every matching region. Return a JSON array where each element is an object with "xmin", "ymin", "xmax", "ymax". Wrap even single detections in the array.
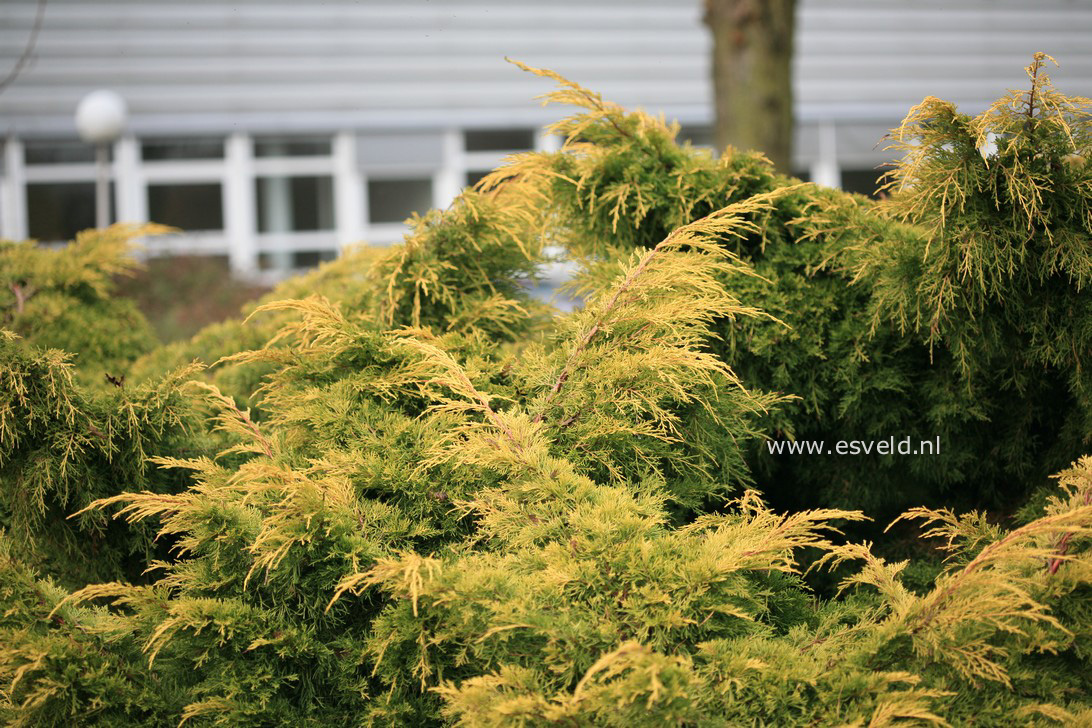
[
  {"xmin": 678, "ymin": 126, "xmax": 715, "ymax": 149},
  {"xmin": 147, "ymin": 183, "xmax": 224, "ymax": 231},
  {"xmin": 465, "ymin": 129, "xmax": 534, "ymax": 152},
  {"xmin": 466, "ymin": 170, "xmax": 491, "ymax": 188},
  {"xmin": 291, "ymin": 250, "xmax": 337, "ymax": 268},
  {"xmin": 25, "ymin": 140, "xmax": 104, "ymax": 165},
  {"xmin": 258, "ymin": 250, "xmax": 337, "ymax": 270},
  {"xmin": 841, "ymin": 169, "xmax": 885, "ymax": 199},
  {"xmin": 255, "ymin": 176, "xmax": 335, "ymax": 233},
  {"xmin": 367, "ymin": 178, "xmax": 433, "ymax": 224},
  {"xmin": 27, "ymin": 182, "xmax": 113, "ymax": 242},
  {"xmin": 142, "ymin": 138, "xmax": 224, "ymax": 161},
  {"xmin": 254, "ymin": 137, "xmax": 332, "ymax": 158},
  {"xmin": 358, "ymin": 132, "xmax": 443, "ymax": 169}
]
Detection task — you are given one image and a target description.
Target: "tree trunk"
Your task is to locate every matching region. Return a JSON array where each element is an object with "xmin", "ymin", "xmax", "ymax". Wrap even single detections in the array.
[{"xmin": 704, "ymin": 0, "xmax": 796, "ymax": 172}]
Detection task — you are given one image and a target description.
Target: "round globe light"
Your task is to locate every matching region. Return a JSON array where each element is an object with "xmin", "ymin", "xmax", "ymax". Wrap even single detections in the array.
[{"xmin": 75, "ymin": 89, "xmax": 128, "ymax": 144}]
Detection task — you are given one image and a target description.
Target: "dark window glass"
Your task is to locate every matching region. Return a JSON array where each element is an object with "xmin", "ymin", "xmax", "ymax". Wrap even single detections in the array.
[
  {"xmin": 27, "ymin": 182, "xmax": 114, "ymax": 242},
  {"xmin": 142, "ymin": 138, "xmax": 224, "ymax": 161},
  {"xmin": 465, "ymin": 129, "xmax": 534, "ymax": 152},
  {"xmin": 255, "ymin": 176, "xmax": 335, "ymax": 233},
  {"xmin": 841, "ymin": 169, "xmax": 884, "ymax": 199},
  {"xmin": 466, "ymin": 170, "xmax": 491, "ymax": 188},
  {"xmin": 254, "ymin": 137, "xmax": 332, "ymax": 157},
  {"xmin": 792, "ymin": 170, "xmax": 811, "ymax": 183},
  {"xmin": 147, "ymin": 183, "xmax": 223, "ymax": 231},
  {"xmin": 258, "ymin": 249, "xmax": 337, "ymax": 270},
  {"xmin": 25, "ymin": 140, "xmax": 105, "ymax": 165},
  {"xmin": 292, "ymin": 250, "xmax": 337, "ymax": 268},
  {"xmin": 367, "ymin": 178, "xmax": 433, "ymax": 224},
  {"xmin": 678, "ymin": 126, "xmax": 714, "ymax": 148}
]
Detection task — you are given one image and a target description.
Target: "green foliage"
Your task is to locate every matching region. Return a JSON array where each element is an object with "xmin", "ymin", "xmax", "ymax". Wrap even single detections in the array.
[
  {"xmin": 0, "ymin": 331, "xmax": 210, "ymax": 587},
  {"xmin": 861, "ymin": 52, "xmax": 1092, "ymax": 478},
  {"xmin": 870, "ymin": 53, "xmax": 1092, "ymax": 365},
  {"xmin": 0, "ymin": 225, "xmax": 165, "ymax": 389},
  {"xmin": 480, "ymin": 59, "xmax": 1090, "ymax": 518},
  {"xmin": 126, "ymin": 188, "xmax": 551, "ymax": 411},
  {"xmin": 0, "ymin": 540, "xmax": 187, "ymax": 728},
  {"xmin": 1, "ymin": 58, "xmax": 1090, "ymax": 727},
  {"xmin": 368, "ymin": 188, "xmax": 550, "ymax": 339}
]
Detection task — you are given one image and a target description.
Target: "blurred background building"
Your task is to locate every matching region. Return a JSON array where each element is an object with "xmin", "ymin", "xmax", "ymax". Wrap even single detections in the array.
[{"xmin": 2, "ymin": 0, "xmax": 1091, "ymax": 282}]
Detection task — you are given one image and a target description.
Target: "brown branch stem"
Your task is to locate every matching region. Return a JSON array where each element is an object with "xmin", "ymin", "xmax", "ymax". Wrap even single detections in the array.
[
  {"xmin": 10, "ymin": 283, "xmax": 35, "ymax": 314},
  {"xmin": 229, "ymin": 402, "xmax": 272, "ymax": 458},
  {"xmin": 530, "ymin": 230, "xmax": 686, "ymax": 425},
  {"xmin": 1047, "ymin": 489, "xmax": 1090, "ymax": 574}
]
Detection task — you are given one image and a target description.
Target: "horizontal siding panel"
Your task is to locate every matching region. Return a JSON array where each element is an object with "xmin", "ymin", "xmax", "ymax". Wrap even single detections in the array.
[
  {"xmin": 0, "ymin": 4, "xmax": 701, "ymax": 32},
  {"xmin": 0, "ymin": 81, "xmax": 712, "ymax": 113},
  {"xmin": 4, "ymin": 65, "xmax": 708, "ymax": 91},
  {"xmin": 798, "ymin": 8, "xmax": 1092, "ymax": 32},
  {"xmin": 0, "ymin": 28, "xmax": 704, "ymax": 48},
  {"xmin": 1, "ymin": 0, "xmax": 1091, "ymax": 138},
  {"xmin": 797, "ymin": 32, "xmax": 1092, "ymax": 55},
  {"xmin": 0, "ymin": 9, "xmax": 701, "ymax": 29}
]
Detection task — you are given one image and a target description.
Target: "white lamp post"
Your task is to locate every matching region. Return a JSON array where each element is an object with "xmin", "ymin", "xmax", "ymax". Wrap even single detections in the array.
[{"xmin": 75, "ymin": 90, "xmax": 128, "ymax": 229}]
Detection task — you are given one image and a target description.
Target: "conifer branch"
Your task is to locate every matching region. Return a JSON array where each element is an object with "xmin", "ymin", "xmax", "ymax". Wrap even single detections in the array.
[
  {"xmin": 1046, "ymin": 456, "xmax": 1092, "ymax": 574},
  {"xmin": 395, "ymin": 336, "xmax": 525, "ymax": 455},
  {"xmin": 531, "ymin": 192, "xmax": 787, "ymax": 426},
  {"xmin": 186, "ymin": 381, "xmax": 272, "ymax": 459},
  {"xmin": 9, "ymin": 282, "xmax": 34, "ymax": 314},
  {"xmin": 4, "ymin": 59, "xmax": 1092, "ymax": 728},
  {"xmin": 506, "ymin": 58, "xmax": 635, "ymax": 141},
  {"xmin": 880, "ymin": 496, "xmax": 1092, "ymax": 685}
]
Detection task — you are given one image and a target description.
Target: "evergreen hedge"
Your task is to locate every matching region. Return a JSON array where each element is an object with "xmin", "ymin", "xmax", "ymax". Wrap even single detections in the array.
[{"xmin": 0, "ymin": 55, "xmax": 1089, "ymax": 726}]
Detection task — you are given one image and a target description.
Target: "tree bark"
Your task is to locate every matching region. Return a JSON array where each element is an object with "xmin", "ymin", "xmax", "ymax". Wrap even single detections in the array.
[{"xmin": 704, "ymin": 0, "xmax": 796, "ymax": 172}]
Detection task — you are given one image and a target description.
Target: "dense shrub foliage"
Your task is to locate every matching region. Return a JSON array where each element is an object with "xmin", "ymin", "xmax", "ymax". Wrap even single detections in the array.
[
  {"xmin": 0, "ymin": 225, "xmax": 163, "ymax": 389},
  {"xmin": 0, "ymin": 56, "xmax": 1089, "ymax": 726},
  {"xmin": 480, "ymin": 59, "xmax": 1091, "ymax": 518}
]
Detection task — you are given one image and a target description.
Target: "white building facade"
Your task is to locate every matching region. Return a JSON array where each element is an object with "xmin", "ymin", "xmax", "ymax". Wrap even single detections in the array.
[{"xmin": 2, "ymin": 0, "xmax": 1091, "ymax": 278}]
